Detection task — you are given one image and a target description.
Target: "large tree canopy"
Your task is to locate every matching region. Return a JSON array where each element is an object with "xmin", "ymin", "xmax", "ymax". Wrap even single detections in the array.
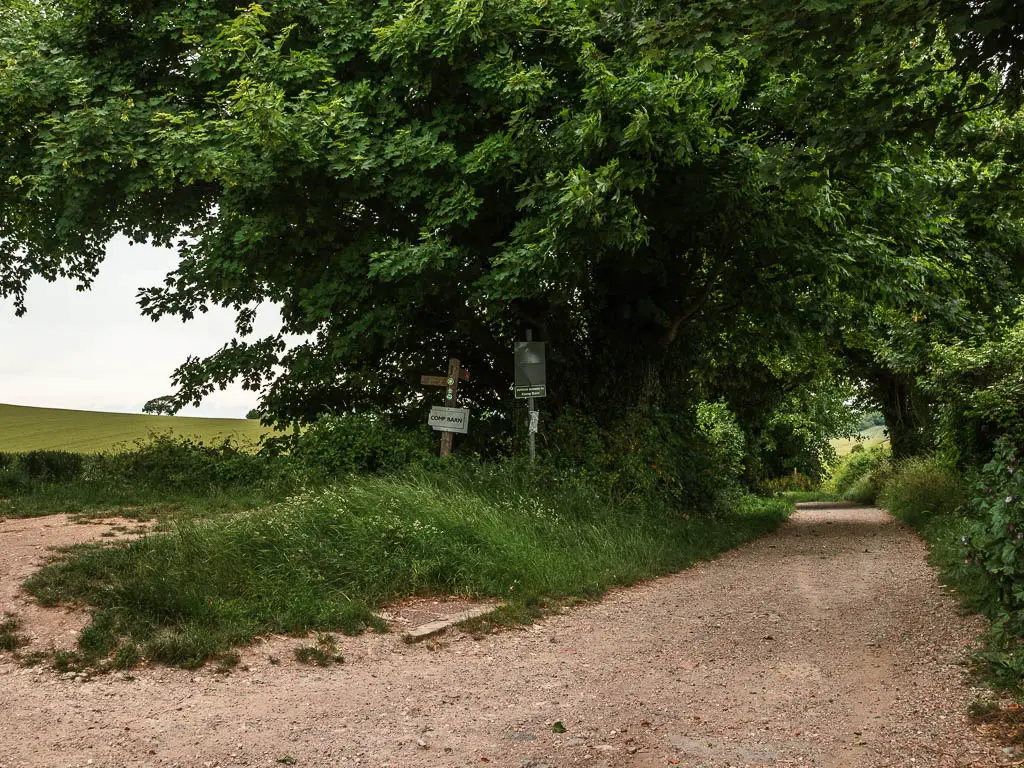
[{"xmin": 2, "ymin": 0, "xmax": 1023, "ymax": 449}]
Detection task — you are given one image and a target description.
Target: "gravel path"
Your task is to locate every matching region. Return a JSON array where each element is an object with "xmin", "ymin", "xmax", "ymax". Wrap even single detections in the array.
[{"xmin": 0, "ymin": 504, "xmax": 1007, "ymax": 768}]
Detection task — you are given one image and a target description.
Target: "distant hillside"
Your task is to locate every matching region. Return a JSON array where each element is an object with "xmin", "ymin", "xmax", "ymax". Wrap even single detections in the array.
[
  {"xmin": 0, "ymin": 403, "xmax": 274, "ymax": 453},
  {"xmin": 831, "ymin": 425, "xmax": 889, "ymax": 457}
]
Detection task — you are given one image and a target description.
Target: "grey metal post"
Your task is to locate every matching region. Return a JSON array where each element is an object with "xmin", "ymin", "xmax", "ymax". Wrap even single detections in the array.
[{"xmin": 526, "ymin": 329, "xmax": 536, "ymax": 461}]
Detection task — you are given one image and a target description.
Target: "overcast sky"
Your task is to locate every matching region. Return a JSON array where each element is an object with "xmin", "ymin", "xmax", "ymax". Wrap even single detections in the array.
[{"xmin": 0, "ymin": 236, "xmax": 281, "ymax": 418}]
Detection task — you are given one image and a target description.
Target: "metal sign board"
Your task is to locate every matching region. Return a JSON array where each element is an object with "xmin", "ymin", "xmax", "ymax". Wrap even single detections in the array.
[
  {"xmin": 514, "ymin": 341, "xmax": 546, "ymax": 399},
  {"xmin": 428, "ymin": 406, "xmax": 470, "ymax": 434}
]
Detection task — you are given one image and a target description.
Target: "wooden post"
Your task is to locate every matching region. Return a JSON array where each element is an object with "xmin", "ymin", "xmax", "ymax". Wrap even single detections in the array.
[
  {"xmin": 421, "ymin": 357, "xmax": 470, "ymax": 458},
  {"xmin": 526, "ymin": 330, "xmax": 537, "ymax": 461},
  {"xmin": 439, "ymin": 357, "xmax": 461, "ymax": 457}
]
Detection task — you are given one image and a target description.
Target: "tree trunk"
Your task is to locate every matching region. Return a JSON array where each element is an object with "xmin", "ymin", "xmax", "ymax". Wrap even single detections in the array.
[{"xmin": 877, "ymin": 373, "xmax": 928, "ymax": 459}]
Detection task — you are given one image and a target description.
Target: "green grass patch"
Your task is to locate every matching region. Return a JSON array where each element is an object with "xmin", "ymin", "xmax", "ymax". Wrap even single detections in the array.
[
  {"xmin": 0, "ymin": 403, "xmax": 275, "ymax": 454},
  {"xmin": 293, "ymin": 633, "xmax": 344, "ymax": 666},
  {"xmin": 0, "ymin": 484, "xmax": 286, "ymax": 523},
  {"xmin": 0, "ymin": 613, "xmax": 27, "ymax": 652},
  {"xmin": 24, "ymin": 462, "xmax": 789, "ymax": 670}
]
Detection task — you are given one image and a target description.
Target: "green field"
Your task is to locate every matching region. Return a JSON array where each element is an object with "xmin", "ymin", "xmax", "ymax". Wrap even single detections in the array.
[
  {"xmin": 831, "ymin": 425, "xmax": 889, "ymax": 457},
  {"xmin": 0, "ymin": 403, "xmax": 274, "ymax": 453}
]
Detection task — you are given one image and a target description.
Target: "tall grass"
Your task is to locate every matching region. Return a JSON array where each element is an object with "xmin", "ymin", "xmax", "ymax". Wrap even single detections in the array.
[
  {"xmin": 824, "ymin": 445, "xmax": 890, "ymax": 504},
  {"xmin": 25, "ymin": 461, "xmax": 789, "ymax": 669},
  {"xmin": 879, "ymin": 458, "xmax": 990, "ymax": 614},
  {"xmin": 879, "ymin": 457, "xmax": 1024, "ymax": 691}
]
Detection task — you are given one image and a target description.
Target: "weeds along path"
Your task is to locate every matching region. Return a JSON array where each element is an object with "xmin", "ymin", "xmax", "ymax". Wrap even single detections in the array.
[{"xmin": 0, "ymin": 504, "xmax": 1005, "ymax": 768}]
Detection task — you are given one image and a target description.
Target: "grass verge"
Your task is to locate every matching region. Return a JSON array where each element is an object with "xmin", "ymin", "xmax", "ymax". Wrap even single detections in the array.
[
  {"xmin": 879, "ymin": 457, "xmax": 1024, "ymax": 696},
  {"xmin": 23, "ymin": 461, "xmax": 789, "ymax": 670}
]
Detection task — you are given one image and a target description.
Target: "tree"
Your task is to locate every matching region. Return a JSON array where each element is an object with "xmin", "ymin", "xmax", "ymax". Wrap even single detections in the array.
[
  {"xmin": 0, "ymin": 0, "xmax": 804, "ymax": 424},
  {"xmin": 2, "ymin": 0, "xmax": 1022, "ymax": 455},
  {"xmin": 142, "ymin": 396, "xmax": 177, "ymax": 416}
]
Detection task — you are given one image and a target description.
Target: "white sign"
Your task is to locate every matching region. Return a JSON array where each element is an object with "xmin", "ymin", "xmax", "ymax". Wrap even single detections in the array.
[{"xmin": 428, "ymin": 406, "xmax": 470, "ymax": 434}]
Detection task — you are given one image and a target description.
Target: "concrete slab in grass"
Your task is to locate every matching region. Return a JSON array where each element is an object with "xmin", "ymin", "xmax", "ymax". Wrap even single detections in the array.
[{"xmin": 403, "ymin": 604, "xmax": 501, "ymax": 642}]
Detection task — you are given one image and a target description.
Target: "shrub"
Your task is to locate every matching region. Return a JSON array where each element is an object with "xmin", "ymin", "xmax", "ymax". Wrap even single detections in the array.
[
  {"xmin": 612, "ymin": 407, "xmax": 735, "ymax": 513},
  {"xmin": 0, "ymin": 465, "xmax": 29, "ymax": 495},
  {"xmin": 544, "ymin": 404, "xmax": 743, "ymax": 514},
  {"xmin": 844, "ymin": 473, "xmax": 880, "ymax": 505},
  {"xmin": 763, "ymin": 472, "xmax": 815, "ymax": 494},
  {"xmin": 17, "ymin": 451, "xmax": 84, "ymax": 483},
  {"xmin": 963, "ymin": 437, "xmax": 1024, "ymax": 615},
  {"xmin": 748, "ymin": 375, "xmax": 858, "ymax": 483},
  {"xmin": 879, "ymin": 456, "xmax": 967, "ymax": 526},
  {"xmin": 824, "ymin": 445, "xmax": 890, "ymax": 503},
  {"xmin": 0, "ymin": 451, "xmax": 85, "ymax": 496},
  {"xmin": 286, "ymin": 412, "xmax": 433, "ymax": 478},
  {"xmin": 87, "ymin": 433, "xmax": 284, "ymax": 493},
  {"xmin": 696, "ymin": 401, "xmax": 745, "ymax": 481}
]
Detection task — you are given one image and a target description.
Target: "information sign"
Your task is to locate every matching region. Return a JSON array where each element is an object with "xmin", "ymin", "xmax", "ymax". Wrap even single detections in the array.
[
  {"xmin": 428, "ymin": 406, "xmax": 470, "ymax": 434},
  {"xmin": 514, "ymin": 341, "xmax": 546, "ymax": 399}
]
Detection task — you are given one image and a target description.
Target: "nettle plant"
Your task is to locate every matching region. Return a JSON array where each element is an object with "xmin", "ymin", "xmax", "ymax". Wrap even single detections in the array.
[{"xmin": 966, "ymin": 437, "xmax": 1024, "ymax": 612}]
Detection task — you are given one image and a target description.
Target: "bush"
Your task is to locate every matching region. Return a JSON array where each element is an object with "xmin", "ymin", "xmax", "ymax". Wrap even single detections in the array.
[
  {"xmin": 0, "ymin": 466, "xmax": 28, "ymax": 495},
  {"xmin": 544, "ymin": 404, "xmax": 740, "ymax": 514},
  {"xmin": 696, "ymin": 401, "xmax": 746, "ymax": 481},
  {"xmin": 879, "ymin": 456, "xmax": 967, "ymax": 526},
  {"xmin": 962, "ymin": 438, "xmax": 1024, "ymax": 615},
  {"xmin": 16, "ymin": 451, "xmax": 84, "ymax": 483},
  {"xmin": 286, "ymin": 413, "xmax": 433, "ymax": 478},
  {"xmin": 748, "ymin": 375, "xmax": 858, "ymax": 483},
  {"xmin": 824, "ymin": 445, "xmax": 890, "ymax": 504},
  {"xmin": 843, "ymin": 473, "xmax": 878, "ymax": 504},
  {"xmin": 0, "ymin": 451, "xmax": 85, "ymax": 496},
  {"xmin": 86, "ymin": 434, "xmax": 286, "ymax": 493},
  {"xmin": 763, "ymin": 472, "xmax": 815, "ymax": 494}
]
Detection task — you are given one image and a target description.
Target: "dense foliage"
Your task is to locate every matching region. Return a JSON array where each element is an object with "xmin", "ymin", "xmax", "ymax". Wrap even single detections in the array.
[
  {"xmin": 963, "ymin": 439, "xmax": 1024, "ymax": 609},
  {"xmin": 3, "ymin": 1, "xmax": 1023, "ymax": 485},
  {"xmin": 825, "ymin": 445, "xmax": 891, "ymax": 505},
  {"xmin": 927, "ymin": 319, "xmax": 1024, "ymax": 468}
]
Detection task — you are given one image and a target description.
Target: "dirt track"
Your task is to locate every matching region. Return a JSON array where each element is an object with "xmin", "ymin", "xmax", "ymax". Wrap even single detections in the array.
[{"xmin": 0, "ymin": 504, "xmax": 1007, "ymax": 767}]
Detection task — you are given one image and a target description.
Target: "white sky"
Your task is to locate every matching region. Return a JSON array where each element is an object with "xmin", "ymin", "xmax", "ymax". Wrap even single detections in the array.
[{"xmin": 0, "ymin": 236, "xmax": 281, "ymax": 418}]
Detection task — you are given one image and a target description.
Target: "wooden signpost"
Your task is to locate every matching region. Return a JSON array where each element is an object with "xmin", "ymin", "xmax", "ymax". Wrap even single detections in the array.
[{"xmin": 421, "ymin": 357, "xmax": 470, "ymax": 457}]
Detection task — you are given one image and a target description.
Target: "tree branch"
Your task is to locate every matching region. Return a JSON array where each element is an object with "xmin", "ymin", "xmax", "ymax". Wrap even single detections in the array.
[{"xmin": 663, "ymin": 257, "xmax": 727, "ymax": 347}]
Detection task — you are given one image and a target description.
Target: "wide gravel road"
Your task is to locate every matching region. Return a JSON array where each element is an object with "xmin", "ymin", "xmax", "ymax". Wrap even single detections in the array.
[{"xmin": 0, "ymin": 503, "xmax": 1006, "ymax": 767}]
